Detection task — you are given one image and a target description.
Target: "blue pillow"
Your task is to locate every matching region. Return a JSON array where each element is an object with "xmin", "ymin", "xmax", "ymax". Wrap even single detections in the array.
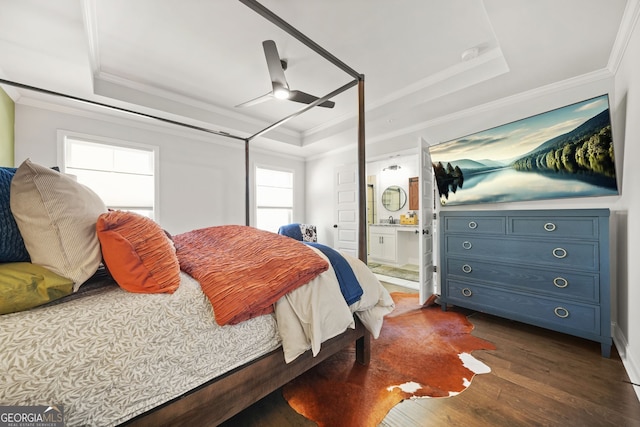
[{"xmin": 0, "ymin": 167, "xmax": 30, "ymax": 262}]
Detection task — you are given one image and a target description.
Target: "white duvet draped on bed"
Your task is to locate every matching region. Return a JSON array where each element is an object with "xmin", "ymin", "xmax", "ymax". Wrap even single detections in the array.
[
  {"xmin": 277, "ymin": 247, "xmax": 394, "ymax": 362},
  {"xmin": 0, "ymin": 256, "xmax": 393, "ymax": 426}
]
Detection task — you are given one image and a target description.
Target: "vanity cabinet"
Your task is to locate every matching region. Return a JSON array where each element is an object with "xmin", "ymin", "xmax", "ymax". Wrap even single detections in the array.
[
  {"xmin": 369, "ymin": 225, "xmax": 419, "ymax": 265},
  {"xmin": 439, "ymin": 209, "xmax": 611, "ymax": 357},
  {"xmin": 369, "ymin": 225, "xmax": 397, "ymax": 263}
]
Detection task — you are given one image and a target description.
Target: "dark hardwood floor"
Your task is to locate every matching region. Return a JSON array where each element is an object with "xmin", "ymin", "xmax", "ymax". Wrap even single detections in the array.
[{"xmin": 222, "ymin": 285, "xmax": 640, "ymax": 426}]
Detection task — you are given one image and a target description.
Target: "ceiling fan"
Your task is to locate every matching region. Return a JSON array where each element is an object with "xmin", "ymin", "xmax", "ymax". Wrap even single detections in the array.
[{"xmin": 235, "ymin": 40, "xmax": 335, "ymax": 109}]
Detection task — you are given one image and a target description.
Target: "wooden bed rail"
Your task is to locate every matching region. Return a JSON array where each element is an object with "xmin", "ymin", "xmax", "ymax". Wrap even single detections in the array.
[{"xmin": 124, "ymin": 319, "xmax": 369, "ymax": 427}]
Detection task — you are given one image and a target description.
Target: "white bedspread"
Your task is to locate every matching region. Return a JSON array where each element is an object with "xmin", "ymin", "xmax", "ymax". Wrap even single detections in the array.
[{"xmin": 276, "ymin": 248, "xmax": 395, "ymax": 362}]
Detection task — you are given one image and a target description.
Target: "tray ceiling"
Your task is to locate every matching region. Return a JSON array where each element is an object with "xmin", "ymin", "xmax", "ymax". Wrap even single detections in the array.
[{"xmin": 0, "ymin": 0, "xmax": 631, "ymax": 157}]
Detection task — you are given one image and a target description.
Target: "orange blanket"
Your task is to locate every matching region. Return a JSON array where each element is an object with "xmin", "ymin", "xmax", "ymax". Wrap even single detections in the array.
[{"xmin": 173, "ymin": 225, "xmax": 329, "ymax": 326}]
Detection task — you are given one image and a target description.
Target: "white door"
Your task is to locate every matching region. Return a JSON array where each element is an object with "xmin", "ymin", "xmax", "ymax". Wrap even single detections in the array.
[
  {"xmin": 418, "ymin": 138, "xmax": 435, "ymax": 305},
  {"xmin": 334, "ymin": 164, "xmax": 358, "ymax": 257}
]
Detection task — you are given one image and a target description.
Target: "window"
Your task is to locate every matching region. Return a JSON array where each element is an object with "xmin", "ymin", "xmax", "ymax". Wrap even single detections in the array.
[
  {"xmin": 255, "ymin": 167, "xmax": 293, "ymax": 232},
  {"xmin": 60, "ymin": 134, "xmax": 158, "ymax": 219}
]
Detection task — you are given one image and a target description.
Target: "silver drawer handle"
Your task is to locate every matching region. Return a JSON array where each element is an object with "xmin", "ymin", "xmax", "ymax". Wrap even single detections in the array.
[
  {"xmin": 461, "ymin": 288, "xmax": 473, "ymax": 297},
  {"xmin": 468, "ymin": 221, "xmax": 478, "ymax": 229},
  {"xmin": 553, "ymin": 277, "xmax": 569, "ymax": 288},
  {"xmin": 554, "ymin": 307, "xmax": 569, "ymax": 318},
  {"xmin": 552, "ymin": 248, "xmax": 567, "ymax": 259},
  {"xmin": 544, "ymin": 222, "xmax": 557, "ymax": 232},
  {"xmin": 462, "ymin": 264, "xmax": 472, "ymax": 273},
  {"xmin": 462, "ymin": 241, "xmax": 473, "ymax": 250}
]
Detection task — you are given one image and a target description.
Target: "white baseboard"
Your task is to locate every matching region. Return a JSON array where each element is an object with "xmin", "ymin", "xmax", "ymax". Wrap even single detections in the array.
[{"xmin": 613, "ymin": 322, "xmax": 640, "ymax": 402}]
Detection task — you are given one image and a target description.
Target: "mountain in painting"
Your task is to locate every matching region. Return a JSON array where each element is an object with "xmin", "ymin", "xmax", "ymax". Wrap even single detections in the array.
[{"xmin": 512, "ymin": 109, "xmax": 616, "ymax": 181}]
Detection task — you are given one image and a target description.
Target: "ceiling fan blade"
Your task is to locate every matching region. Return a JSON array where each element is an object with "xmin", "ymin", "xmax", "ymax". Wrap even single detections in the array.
[
  {"xmin": 235, "ymin": 92, "xmax": 273, "ymax": 108},
  {"xmin": 237, "ymin": 40, "xmax": 334, "ymax": 109},
  {"xmin": 263, "ymin": 40, "xmax": 288, "ymax": 90},
  {"xmin": 289, "ymin": 90, "xmax": 335, "ymax": 108}
]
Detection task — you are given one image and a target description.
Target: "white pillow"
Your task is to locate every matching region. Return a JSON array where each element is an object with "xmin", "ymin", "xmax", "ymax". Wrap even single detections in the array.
[{"xmin": 10, "ymin": 159, "xmax": 107, "ymax": 290}]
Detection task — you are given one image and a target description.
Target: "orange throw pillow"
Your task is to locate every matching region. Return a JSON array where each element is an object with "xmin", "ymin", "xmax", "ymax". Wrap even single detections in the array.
[{"xmin": 96, "ymin": 211, "xmax": 180, "ymax": 294}]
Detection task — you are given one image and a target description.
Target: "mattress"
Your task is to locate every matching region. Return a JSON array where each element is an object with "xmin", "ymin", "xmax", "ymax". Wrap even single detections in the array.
[{"xmin": 0, "ymin": 272, "xmax": 281, "ymax": 426}]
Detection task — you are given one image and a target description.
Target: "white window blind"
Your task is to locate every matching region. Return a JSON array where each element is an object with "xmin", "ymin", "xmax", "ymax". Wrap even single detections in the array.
[
  {"xmin": 62, "ymin": 137, "xmax": 157, "ymax": 218},
  {"xmin": 255, "ymin": 167, "xmax": 293, "ymax": 232}
]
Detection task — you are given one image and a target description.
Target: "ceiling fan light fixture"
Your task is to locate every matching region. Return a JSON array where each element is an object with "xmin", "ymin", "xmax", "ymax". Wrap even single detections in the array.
[{"xmin": 273, "ymin": 84, "xmax": 290, "ymax": 100}]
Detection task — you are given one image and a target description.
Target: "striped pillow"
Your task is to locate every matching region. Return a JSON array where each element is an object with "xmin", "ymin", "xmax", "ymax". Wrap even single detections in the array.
[
  {"xmin": 97, "ymin": 210, "xmax": 180, "ymax": 294},
  {"xmin": 10, "ymin": 159, "xmax": 107, "ymax": 290}
]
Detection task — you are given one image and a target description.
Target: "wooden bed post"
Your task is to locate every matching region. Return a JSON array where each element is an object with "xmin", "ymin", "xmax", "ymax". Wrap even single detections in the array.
[
  {"xmin": 245, "ymin": 138, "xmax": 250, "ymax": 226},
  {"xmin": 357, "ymin": 76, "xmax": 367, "ymax": 264},
  {"xmin": 355, "ymin": 76, "xmax": 371, "ymax": 366}
]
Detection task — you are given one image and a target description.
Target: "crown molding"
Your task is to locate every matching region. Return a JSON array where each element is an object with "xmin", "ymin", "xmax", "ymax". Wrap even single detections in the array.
[
  {"xmin": 81, "ymin": 0, "xmax": 100, "ymax": 78},
  {"xmin": 608, "ymin": 0, "xmax": 640, "ymax": 74},
  {"xmin": 94, "ymin": 71, "xmax": 291, "ymax": 133},
  {"xmin": 16, "ymin": 93, "xmax": 314, "ymax": 163},
  {"xmin": 92, "ymin": 73, "xmax": 305, "ymax": 147},
  {"xmin": 81, "ymin": 0, "xmax": 302, "ymax": 147},
  {"xmin": 16, "ymin": 95, "xmax": 245, "ymax": 151},
  {"xmin": 301, "ymin": 47, "xmax": 509, "ymax": 145},
  {"xmin": 367, "ymin": 67, "xmax": 614, "ymax": 146}
]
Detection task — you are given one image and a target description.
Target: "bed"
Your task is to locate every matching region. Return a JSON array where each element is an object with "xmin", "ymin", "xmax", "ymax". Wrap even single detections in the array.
[
  {"xmin": 1, "ymin": 3, "xmax": 373, "ymax": 424},
  {"xmin": 0, "ymin": 161, "xmax": 394, "ymax": 426}
]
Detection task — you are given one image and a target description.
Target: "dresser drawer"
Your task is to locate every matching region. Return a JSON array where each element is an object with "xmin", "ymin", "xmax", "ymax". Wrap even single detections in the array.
[
  {"xmin": 444, "ymin": 235, "xmax": 599, "ymax": 270},
  {"xmin": 446, "ymin": 281, "xmax": 600, "ymax": 335},
  {"xmin": 509, "ymin": 216, "xmax": 600, "ymax": 239},
  {"xmin": 445, "ymin": 258, "xmax": 599, "ymax": 302},
  {"xmin": 443, "ymin": 216, "xmax": 505, "ymax": 234}
]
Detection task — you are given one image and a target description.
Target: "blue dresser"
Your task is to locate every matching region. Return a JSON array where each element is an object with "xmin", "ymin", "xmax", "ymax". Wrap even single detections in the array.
[{"xmin": 439, "ymin": 209, "xmax": 611, "ymax": 357}]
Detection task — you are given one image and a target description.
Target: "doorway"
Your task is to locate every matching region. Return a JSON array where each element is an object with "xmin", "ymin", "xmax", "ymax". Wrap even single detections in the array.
[{"xmin": 366, "ymin": 155, "xmax": 420, "ymax": 290}]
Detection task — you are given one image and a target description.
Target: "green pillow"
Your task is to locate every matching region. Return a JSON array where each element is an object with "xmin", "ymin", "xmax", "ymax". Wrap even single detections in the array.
[{"xmin": 0, "ymin": 263, "xmax": 73, "ymax": 315}]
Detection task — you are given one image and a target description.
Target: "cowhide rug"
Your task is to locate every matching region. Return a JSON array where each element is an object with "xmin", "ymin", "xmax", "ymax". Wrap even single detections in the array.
[{"xmin": 282, "ymin": 292, "xmax": 496, "ymax": 427}]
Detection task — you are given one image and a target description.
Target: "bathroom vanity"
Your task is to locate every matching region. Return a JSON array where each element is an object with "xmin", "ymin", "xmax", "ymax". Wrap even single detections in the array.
[{"xmin": 368, "ymin": 224, "xmax": 420, "ymax": 265}]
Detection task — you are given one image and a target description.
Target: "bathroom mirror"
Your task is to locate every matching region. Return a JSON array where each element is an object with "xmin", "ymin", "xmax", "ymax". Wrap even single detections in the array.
[{"xmin": 381, "ymin": 186, "xmax": 407, "ymax": 211}]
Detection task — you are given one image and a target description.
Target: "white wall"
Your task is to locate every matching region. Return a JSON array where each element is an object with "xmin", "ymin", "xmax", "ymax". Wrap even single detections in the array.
[
  {"xmin": 305, "ymin": 149, "xmax": 350, "ymax": 247},
  {"xmin": 612, "ymin": 10, "xmax": 640, "ymax": 395},
  {"xmin": 13, "ymin": 101, "xmax": 306, "ymax": 235},
  {"xmin": 306, "ymin": 147, "xmax": 422, "ymax": 247}
]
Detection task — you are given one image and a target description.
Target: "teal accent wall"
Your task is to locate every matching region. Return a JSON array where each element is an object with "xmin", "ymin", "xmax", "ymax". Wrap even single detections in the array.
[{"xmin": 0, "ymin": 87, "xmax": 15, "ymax": 167}]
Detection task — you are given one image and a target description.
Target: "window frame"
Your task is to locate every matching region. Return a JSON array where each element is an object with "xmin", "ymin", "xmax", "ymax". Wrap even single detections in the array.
[
  {"xmin": 57, "ymin": 130, "xmax": 161, "ymax": 221},
  {"xmin": 254, "ymin": 164, "xmax": 295, "ymax": 232}
]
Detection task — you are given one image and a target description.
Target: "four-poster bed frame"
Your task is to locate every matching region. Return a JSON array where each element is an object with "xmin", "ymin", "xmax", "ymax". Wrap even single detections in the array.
[{"xmin": 1, "ymin": 1, "xmax": 369, "ymax": 424}]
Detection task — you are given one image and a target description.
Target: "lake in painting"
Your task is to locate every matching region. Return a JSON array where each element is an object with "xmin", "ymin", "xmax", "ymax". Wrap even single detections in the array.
[{"xmin": 429, "ymin": 94, "xmax": 619, "ymax": 206}]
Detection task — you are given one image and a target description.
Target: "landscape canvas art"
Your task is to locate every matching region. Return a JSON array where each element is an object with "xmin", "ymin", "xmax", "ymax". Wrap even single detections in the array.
[{"xmin": 430, "ymin": 95, "xmax": 619, "ymax": 206}]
